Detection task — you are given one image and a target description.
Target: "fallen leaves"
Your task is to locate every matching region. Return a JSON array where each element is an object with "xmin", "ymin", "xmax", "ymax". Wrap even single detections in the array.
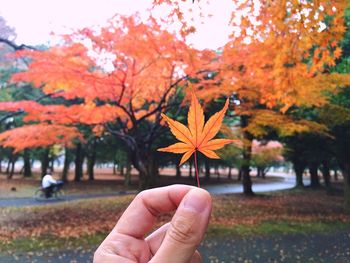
[{"xmin": 1, "ymin": 190, "xmax": 350, "ymax": 244}]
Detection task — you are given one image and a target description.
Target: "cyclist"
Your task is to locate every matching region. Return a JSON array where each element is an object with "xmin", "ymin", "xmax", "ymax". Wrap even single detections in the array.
[{"xmin": 42, "ymin": 168, "xmax": 59, "ymax": 198}]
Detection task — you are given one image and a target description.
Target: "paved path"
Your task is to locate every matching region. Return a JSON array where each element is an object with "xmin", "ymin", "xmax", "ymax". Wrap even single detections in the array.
[
  {"xmin": 1, "ymin": 231, "xmax": 349, "ymax": 263},
  {"xmin": 0, "ymin": 191, "xmax": 137, "ymax": 207},
  {"xmin": 204, "ymin": 174, "xmax": 305, "ymax": 194},
  {"xmin": 0, "ymin": 174, "xmax": 309, "ymax": 208}
]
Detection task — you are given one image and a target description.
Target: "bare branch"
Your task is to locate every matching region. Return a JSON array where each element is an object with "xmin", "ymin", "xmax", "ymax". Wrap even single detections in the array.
[{"xmin": 0, "ymin": 37, "xmax": 36, "ymax": 51}]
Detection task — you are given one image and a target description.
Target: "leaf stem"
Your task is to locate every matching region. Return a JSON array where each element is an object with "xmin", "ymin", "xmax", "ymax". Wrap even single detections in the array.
[{"xmin": 194, "ymin": 150, "xmax": 200, "ymax": 188}]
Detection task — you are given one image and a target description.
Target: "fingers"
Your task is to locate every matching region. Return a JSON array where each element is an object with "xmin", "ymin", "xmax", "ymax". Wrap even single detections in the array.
[
  {"xmin": 111, "ymin": 185, "xmax": 195, "ymax": 239},
  {"xmin": 146, "ymin": 223, "xmax": 202, "ymax": 263},
  {"xmin": 150, "ymin": 188, "xmax": 211, "ymax": 263},
  {"xmin": 95, "ymin": 233, "xmax": 151, "ymax": 263},
  {"xmin": 190, "ymin": 251, "xmax": 202, "ymax": 263},
  {"xmin": 95, "ymin": 185, "xmax": 210, "ymax": 263},
  {"xmin": 146, "ymin": 223, "xmax": 170, "ymax": 256},
  {"xmin": 93, "ymin": 253, "xmax": 134, "ymax": 263}
]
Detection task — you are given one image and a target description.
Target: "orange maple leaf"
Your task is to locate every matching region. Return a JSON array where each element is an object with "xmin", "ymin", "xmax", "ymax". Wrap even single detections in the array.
[{"xmin": 158, "ymin": 92, "xmax": 235, "ymax": 166}]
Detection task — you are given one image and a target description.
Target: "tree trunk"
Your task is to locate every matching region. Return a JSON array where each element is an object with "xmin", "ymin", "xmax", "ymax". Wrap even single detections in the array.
[
  {"xmin": 292, "ymin": 160, "xmax": 305, "ymax": 188},
  {"xmin": 242, "ymin": 164, "xmax": 253, "ymax": 195},
  {"xmin": 23, "ymin": 149, "xmax": 32, "ymax": 177},
  {"xmin": 87, "ymin": 156, "xmax": 95, "ymax": 181},
  {"xmin": 138, "ymin": 162, "xmax": 158, "ymax": 190},
  {"xmin": 241, "ymin": 145, "xmax": 253, "ymax": 194},
  {"xmin": 257, "ymin": 167, "xmax": 261, "ymax": 177},
  {"xmin": 7, "ymin": 155, "xmax": 17, "ymax": 179},
  {"xmin": 309, "ymin": 162, "xmax": 320, "ymax": 188},
  {"xmin": 228, "ymin": 166, "xmax": 232, "ymax": 180},
  {"xmin": 189, "ymin": 160, "xmax": 193, "ymax": 179},
  {"xmin": 74, "ymin": 143, "xmax": 84, "ymax": 182},
  {"xmin": 238, "ymin": 168, "xmax": 242, "ymax": 181},
  {"xmin": 9, "ymin": 158, "xmax": 16, "ymax": 179},
  {"xmin": 176, "ymin": 165, "xmax": 181, "ymax": 178},
  {"xmin": 240, "ymin": 115, "xmax": 254, "ymax": 195},
  {"xmin": 262, "ymin": 167, "xmax": 268, "ymax": 179},
  {"xmin": 119, "ymin": 164, "xmax": 125, "ymax": 176},
  {"xmin": 132, "ymin": 149, "xmax": 159, "ymax": 190},
  {"xmin": 62, "ymin": 148, "xmax": 72, "ymax": 182},
  {"xmin": 334, "ymin": 169, "xmax": 338, "ymax": 181},
  {"xmin": 6, "ymin": 158, "xmax": 11, "ymax": 174},
  {"xmin": 342, "ymin": 162, "xmax": 350, "ymax": 210},
  {"xmin": 41, "ymin": 148, "xmax": 50, "ymax": 178},
  {"xmin": 321, "ymin": 160, "xmax": 331, "ymax": 190},
  {"xmin": 87, "ymin": 139, "xmax": 97, "ymax": 181},
  {"xmin": 215, "ymin": 166, "xmax": 220, "ymax": 181},
  {"xmin": 124, "ymin": 157, "xmax": 132, "ymax": 187},
  {"xmin": 205, "ymin": 160, "xmax": 210, "ymax": 181},
  {"xmin": 113, "ymin": 160, "xmax": 117, "ymax": 175}
]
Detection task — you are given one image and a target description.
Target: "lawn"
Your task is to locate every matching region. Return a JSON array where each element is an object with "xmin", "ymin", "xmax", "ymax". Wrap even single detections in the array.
[{"xmin": 1, "ymin": 187, "xmax": 350, "ymax": 254}]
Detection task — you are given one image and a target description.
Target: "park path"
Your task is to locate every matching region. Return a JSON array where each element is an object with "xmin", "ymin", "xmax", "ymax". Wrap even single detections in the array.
[
  {"xmin": 0, "ymin": 231, "xmax": 349, "ymax": 262},
  {"xmin": 0, "ymin": 191, "xmax": 137, "ymax": 207},
  {"xmin": 0, "ymin": 174, "xmax": 308, "ymax": 208}
]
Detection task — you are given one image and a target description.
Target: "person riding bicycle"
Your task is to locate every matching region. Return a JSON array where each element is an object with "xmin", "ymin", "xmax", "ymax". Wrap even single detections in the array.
[{"xmin": 42, "ymin": 168, "xmax": 61, "ymax": 198}]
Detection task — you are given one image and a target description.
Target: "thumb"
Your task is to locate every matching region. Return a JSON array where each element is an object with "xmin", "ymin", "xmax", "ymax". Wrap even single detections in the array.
[{"xmin": 150, "ymin": 188, "xmax": 212, "ymax": 263}]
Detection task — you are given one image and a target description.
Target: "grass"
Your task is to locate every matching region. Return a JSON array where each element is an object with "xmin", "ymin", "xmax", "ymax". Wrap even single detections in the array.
[
  {"xmin": 1, "ymin": 233, "xmax": 106, "ymax": 253},
  {"xmin": 208, "ymin": 220, "xmax": 350, "ymax": 237},
  {"xmin": 2, "ymin": 220, "xmax": 350, "ymax": 254},
  {"xmin": 1, "ymin": 187, "xmax": 350, "ymax": 254}
]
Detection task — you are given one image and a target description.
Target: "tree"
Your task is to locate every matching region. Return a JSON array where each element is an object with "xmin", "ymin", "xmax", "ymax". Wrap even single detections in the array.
[
  {"xmin": 252, "ymin": 140, "xmax": 283, "ymax": 178},
  {"xmin": 0, "ymin": 15, "xmax": 214, "ymax": 189},
  {"xmin": 190, "ymin": 0, "xmax": 350, "ymax": 194}
]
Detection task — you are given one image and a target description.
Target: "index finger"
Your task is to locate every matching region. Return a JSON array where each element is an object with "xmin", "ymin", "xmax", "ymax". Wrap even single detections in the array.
[{"xmin": 109, "ymin": 184, "xmax": 196, "ymax": 239}]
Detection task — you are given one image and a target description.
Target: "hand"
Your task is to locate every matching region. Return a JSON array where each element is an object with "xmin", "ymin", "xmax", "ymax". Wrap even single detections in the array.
[{"xmin": 94, "ymin": 184, "xmax": 212, "ymax": 263}]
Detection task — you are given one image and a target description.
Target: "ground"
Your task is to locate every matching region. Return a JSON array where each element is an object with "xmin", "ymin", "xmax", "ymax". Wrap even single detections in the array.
[
  {"xmin": 0, "ymin": 184, "xmax": 350, "ymax": 262},
  {"xmin": 0, "ymin": 169, "xmax": 349, "ymax": 262},
  {"xmin": 1, "ymin": 231, "xmax": 350, "ymax": 262}
]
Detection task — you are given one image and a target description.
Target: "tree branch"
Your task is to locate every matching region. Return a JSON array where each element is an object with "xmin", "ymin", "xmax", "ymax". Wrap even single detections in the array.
[
  {"xmin": 0, "ymin": 89, "xmax": 60, "ymax": 124},
  {"xmin": 0, "ymin": 37, "xmax": 36, "ymax": 51}
]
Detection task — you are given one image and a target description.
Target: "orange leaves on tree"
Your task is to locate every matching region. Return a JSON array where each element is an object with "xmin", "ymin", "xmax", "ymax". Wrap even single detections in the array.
[
  {"xmin": 0, "ymin": 124, "xmax": 84, "ymax": 153},
  {"xmin": 158, "ymin": 92, "xmax": 235, "ymax": 187}
]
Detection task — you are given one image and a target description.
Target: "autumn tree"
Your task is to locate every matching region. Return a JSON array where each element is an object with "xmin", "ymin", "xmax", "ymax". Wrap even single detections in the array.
[
  {"xmin": 0, "ymin": 15, "xmax": 214, "ymax": 189},
  {"xmin": 317, "ymin": 7, "xmax": 350, "ymax": 206},
  {"xmin": 176, "ymin": 0, "xmax": 350, "ymax": 194},
  {"xmin": 251, "ymin": 140, "xmax": 283, "ymax": 178}
]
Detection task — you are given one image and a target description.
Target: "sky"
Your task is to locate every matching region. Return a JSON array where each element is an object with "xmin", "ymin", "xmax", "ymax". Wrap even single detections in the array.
[{"xmin": 0, "ymin": 0, "xmax": 233, "ymax": 50}]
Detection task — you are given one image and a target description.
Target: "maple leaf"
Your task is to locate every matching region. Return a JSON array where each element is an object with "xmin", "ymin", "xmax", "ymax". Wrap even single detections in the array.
[{"xmin": 158, "ymin": 92, "xmax": 235, "ymax": 166}]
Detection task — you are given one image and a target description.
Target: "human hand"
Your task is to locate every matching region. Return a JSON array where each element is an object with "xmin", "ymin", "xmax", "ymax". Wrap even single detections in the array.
[{"xmin": 94, "ymin": 184, "xmax": 212, "ymax": 263}]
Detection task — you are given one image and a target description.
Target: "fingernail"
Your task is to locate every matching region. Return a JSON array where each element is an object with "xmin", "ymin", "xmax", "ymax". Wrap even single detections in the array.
[{"xmin": 183, "ymin": 189, "xmax": 209, "ymax": 213}]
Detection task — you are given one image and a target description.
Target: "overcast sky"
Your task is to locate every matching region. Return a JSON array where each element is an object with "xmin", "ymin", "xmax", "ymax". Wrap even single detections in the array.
[{"xmin": 0, "ymin": 0, "xmax": 233, "ymax": 50}]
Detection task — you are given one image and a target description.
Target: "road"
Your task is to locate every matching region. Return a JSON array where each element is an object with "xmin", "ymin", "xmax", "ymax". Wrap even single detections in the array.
[
  {"xmin": 205, "ymin": 173, "xmax": 310, "ymax": 194},
  {"xmin": 0, "ymin": 174, "xmax": 309, "ymax": 208}
]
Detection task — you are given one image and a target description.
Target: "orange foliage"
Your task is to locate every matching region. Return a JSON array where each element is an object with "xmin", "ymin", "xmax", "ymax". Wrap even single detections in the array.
[
  {"xmin": 0, "ymin": 124, "xmax": 83, "ymax": 152},
  {"xmin": 0, "ymin": 15, "xmax": 215, "ymax": 152},
  {"xmin": 12, "ymin": 16, "xmax": 213, "ymax": 106},
  {"xmin": 216, "ymin": 0, "xmax": 350, "ymax": 111}
]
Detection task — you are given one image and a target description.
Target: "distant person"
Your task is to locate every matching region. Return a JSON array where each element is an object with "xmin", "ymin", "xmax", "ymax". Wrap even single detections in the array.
[
  {"xmin": 94, "ymin": 185, "xmax": 212, "ymax": 263},
  {"xmin": 42, "ymin": 168, "xmax": 58, "ymax": 198}
]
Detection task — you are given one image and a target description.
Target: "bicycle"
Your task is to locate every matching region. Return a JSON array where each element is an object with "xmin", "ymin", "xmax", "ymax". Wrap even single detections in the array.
[{"xmin": 34, "ymin": 181, "xmax": 66, "ymax": 201}]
